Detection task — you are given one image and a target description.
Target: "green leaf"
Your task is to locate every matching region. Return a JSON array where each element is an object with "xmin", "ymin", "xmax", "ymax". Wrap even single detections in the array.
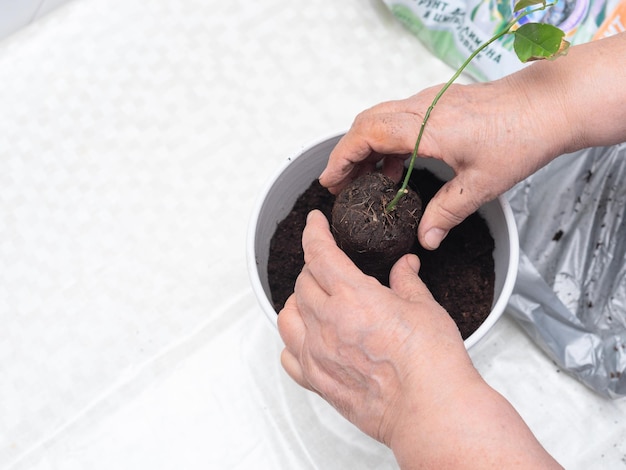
[
  {"xmin": 514, "ymin": 0, "xmax": 546, "ymax": 12},
  {"xmin": 513, "ymin": 23, "xmax": 568, "ymax": 62}
]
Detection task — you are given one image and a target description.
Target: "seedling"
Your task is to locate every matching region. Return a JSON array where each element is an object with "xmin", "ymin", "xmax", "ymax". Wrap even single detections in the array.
[{"xmin": 386, "ymin": 0, "xmax": 569, "ymax": 211}]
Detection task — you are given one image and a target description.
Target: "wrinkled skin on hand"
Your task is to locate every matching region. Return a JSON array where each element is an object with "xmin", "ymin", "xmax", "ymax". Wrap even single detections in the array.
[
  {"xmin": 278, "ymin": 209, "xmax": 479, "ymax": 447},
  {"xmin": 278, "ymin": 210, "xmax": 563, "ymax": 469},
  {"xmin": 319, "ymin": 79, "xmax": 567, "ymax": 250},
  {"xmin": 319, "ymin": 34, "xmax": 626, "ymax": 253}
]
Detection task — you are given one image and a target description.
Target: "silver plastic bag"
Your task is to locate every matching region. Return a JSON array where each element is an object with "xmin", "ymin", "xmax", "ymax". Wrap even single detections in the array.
[{"xmin": 507, "ymin": 144, "xmax": 626, "ymax": 398}]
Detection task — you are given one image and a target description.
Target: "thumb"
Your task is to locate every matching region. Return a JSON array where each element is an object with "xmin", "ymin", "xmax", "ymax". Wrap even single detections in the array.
[
  {"xmin": 417, "ymin": 175, "xmax": 485, "ymax": 250},
  {"xmin": 388, "ymin": 254, "xmax": 435, "ymax": 303}
]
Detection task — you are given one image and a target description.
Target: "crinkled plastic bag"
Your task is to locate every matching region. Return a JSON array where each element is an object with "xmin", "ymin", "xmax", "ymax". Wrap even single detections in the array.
[
  {"xmin": 382, "ymin": 0, "xmax": 626, "ymax": 81},
  {"xmin": 506, "ymin": 145, "xmax": 626, "ymax": 398}
]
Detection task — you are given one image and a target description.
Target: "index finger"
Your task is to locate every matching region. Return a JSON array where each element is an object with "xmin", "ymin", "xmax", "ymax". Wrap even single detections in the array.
[{"xmin": 319, "ymin": 111, "xmax": 422, "ymax": 193}]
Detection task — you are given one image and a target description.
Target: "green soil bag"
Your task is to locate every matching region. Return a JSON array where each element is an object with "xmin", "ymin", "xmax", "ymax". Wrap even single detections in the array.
[{"xmin": 383, "ymin": 0, "xmax": 626, "ymax": 80}]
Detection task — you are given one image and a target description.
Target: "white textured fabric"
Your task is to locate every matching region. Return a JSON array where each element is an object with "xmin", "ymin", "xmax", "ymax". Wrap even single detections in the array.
[
  {"xmin": 0, "ymin": 0, "xmax": 72, "ymax": 40},
  {"xmin": 0, "ymin": 0, "xmax": 624, "ymax": 469}
]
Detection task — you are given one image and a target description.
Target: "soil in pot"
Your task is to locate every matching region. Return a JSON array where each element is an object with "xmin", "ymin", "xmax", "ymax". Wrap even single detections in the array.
[{"xmin": 267, "ymin": 168, "xmax": 495, "ymax": 339}]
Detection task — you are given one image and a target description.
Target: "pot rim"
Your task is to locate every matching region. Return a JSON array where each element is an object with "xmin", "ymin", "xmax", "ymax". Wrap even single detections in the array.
[{"xmin": 247, "ymin": 131, "xmax": 519, "ymax": 349}]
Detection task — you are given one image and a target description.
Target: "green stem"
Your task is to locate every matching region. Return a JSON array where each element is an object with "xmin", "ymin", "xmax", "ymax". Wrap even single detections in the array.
[{"xmin": 385, "ymin": 2, "xmax": 554, "ymax": 212}]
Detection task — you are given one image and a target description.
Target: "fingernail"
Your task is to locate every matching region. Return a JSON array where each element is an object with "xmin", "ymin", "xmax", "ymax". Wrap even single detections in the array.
[
  {"xmin": 424, "ymin": 228, "xmax": 446, "ymax": 250},
  {"xmin": 406, "ymin": 254, "xmax": 420, "ymax": 273}
]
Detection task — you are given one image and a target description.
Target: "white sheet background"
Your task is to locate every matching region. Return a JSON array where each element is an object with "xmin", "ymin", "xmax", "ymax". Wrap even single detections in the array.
[
  {"xmin": 0, "ymin": 0, "xmax": 624, "ymax": 468},
  {"xmin": 0, "ymin": 0, "xmax": 71, "ymax": 40}
]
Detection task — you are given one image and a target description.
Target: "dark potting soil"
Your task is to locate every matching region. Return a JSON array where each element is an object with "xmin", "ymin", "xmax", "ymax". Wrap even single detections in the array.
[{"xmin": 267, "ymin": 169, "xmax": 495, "ymax": 339}]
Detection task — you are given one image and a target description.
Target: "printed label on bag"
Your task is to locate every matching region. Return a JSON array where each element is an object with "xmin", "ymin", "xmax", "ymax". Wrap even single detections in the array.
[{"xmin": 384, "ymin": 0, "xmax": 626, "ymax": 80}]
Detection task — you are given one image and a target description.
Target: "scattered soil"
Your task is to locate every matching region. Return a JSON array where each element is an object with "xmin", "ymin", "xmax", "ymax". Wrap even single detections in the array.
[
  {"xmin": 268, "ymin": 169, "xmax": 495, "ymax": 339},
  {"xmin": 552, "ymin": 229, "xmax": 564, "ymax": 241}
]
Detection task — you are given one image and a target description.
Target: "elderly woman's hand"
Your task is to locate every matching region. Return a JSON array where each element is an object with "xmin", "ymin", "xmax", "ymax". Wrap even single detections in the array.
[
  {"xmin": 278, "ymin": 209, "xmax": 478, "ymax": 446},
  {"xmin": 277, "ymin": 210, "xmax": 563, "ymax": 469},
  {"xmin": 319, "ymin": 33, "xmax": 626, "ymax": 251}
]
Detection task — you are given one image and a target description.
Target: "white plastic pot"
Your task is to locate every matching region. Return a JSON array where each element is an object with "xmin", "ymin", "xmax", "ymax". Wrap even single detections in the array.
[{"xmin": 247, "ymin": 132, "xmax": 519, "ymax": 349}]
